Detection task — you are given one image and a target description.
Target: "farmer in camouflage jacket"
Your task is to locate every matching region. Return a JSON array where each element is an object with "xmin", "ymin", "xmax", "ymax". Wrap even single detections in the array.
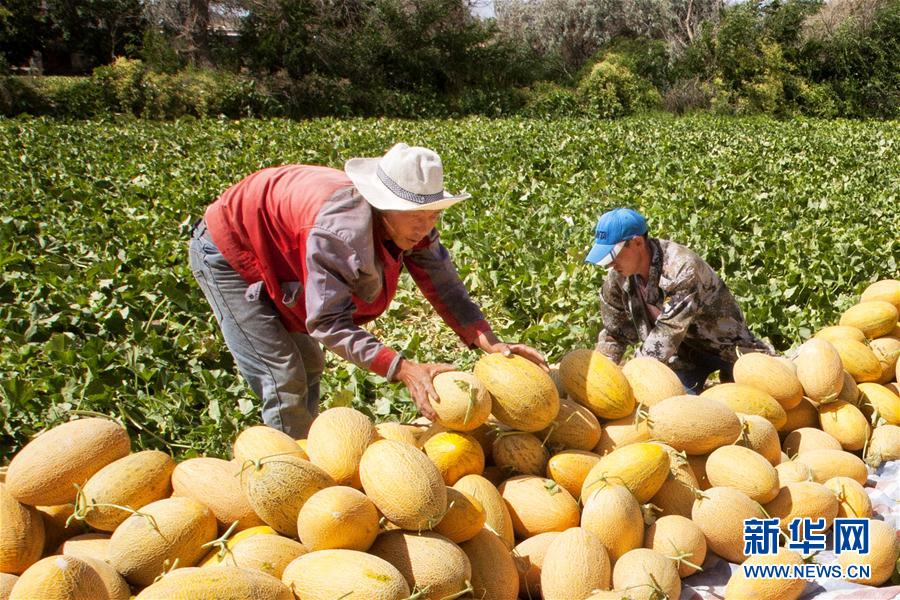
[{"xmin": 585, "ymin": 208, "xmax": 774, "ymax": 393}]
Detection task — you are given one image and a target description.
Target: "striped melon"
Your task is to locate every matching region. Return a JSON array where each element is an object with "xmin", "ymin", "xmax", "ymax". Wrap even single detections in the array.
[
  {"xmin": 540, "ymin": 527, "xmax": 611, "ymax": 599},
  {"xmin": 580, "ymin": 484, "xmax": 643, "ymax": 563},
  {"xmin": 434, "ymin": 487, "xmax": 485, "ymax": 544},
  {"xmin": 107, "ymin": 496, "xmax": 218, "ymax": 586},
  {"xmin": 244, "ymin": 456, "xmax": 335, "ymax": 537},
  {"xmin": 296, "ymin": 486, "xmax": 378, "ymax": 551},
  {"xmin": 611, "ymin": 549, "xmax": 681, "ymax": 600},
  {"xmin": 869, "ymin": 336, "xmax": 900, "ymax": 384},
  {"xmin": 594, "ymin": 410, "xmax": 651, "ymax": 455},
  {"xmin": 424, "ymin": 431, "xmax": 485, "ymax": 485},
  {"xmin": 764, "ymin": 481, "xmax": 839, "ymax": 532},
  {"xmin": 281, "ymin": 550, "xmax": 410, "ymax": 600},
  {"xmin": 649, "ymin": 444, "xmax": 700, "ymax": 519},
  {"xmin": 306, "ymin": 407, "xmax": 376, "ymax": 489},
  {"xmin": 780, "ymin": 398, "xmax": 820, "ymax": 433},
  {"xmin": 865, "ymin": 424, "xmax": 900, "ymax": 467},
  {"xmin": 459, "ymin": 529, "xmax": 519, "ymax": 600},
  {"xmin": 492, "ymin": 432, "xmax": 548, "ymax": 477},
  {"xmin": 691, "ymin": 487, "xmax": 765, "ymax": 563},
  {"xmin": 782, "ymin": 427, "xmax": 841, "ymax": 457},
  {"xmin": 700, "ymin": 383, "xmax": 787, "ymax": 429},
  {"xmin": 172, "ymin": 457, "xmax": 265, "ymax": 532},
  {"xmin": 498, "ymin": 475, "xmax": 580, "ymax": 538},
  {"xmin": 733, "ymin": 353, "xmax": 803, "ymax": 410},
  {"xmin": 794, "ymin": 338, "xmax": 845, "ymax": 404},
  {"xmin": 6, "ymin": 418, "xmax": 130, "ymax": 506},
  {"xmin": 706, "ymin": 445, "xmax": 779, "ymax": 503},
  {"xmin": 359, "ymin": 440, "xmax": 446, "ymax": 531},
  {"xmin": 581, "ymin": 442, "xmax": 670, "ymax": 503},
  {"xmin": 621, "ymin": 357, "xmax": 684, "ymax": 407},
  {"xmin": 858, "ymin": 382, "xmax": 900, "ymax": 425},
  {"xmin": 453, "ymin": 475, "xmax": 515, "ymax": 549},
  {"xmin": 474, "ymin": 354, "xmax": 560, "ymax": 432},
  {"xmin": 538, "ymin": 397, "xmax": 602, "ymax": 451},
  {"xmin": 559, "ymin": 349, "xmax": 634, "ymax": 419},
  {"xmin": 232, "ymin": 425, "xmax": 305, "ymax": 464},
  {"xmin": 839, "ymin": 300, "xmax": 898, "ymax": 339},
  {"xmin": 369, "ymin": 531, "xmax": 471, "ymax": 600},
  {"xmin": 81, "ymin": 450, "xmax": 175, "ymax": 532},
  {"xmin": 735, "ymin": 414, "xmax": 781, "ymax": 466},
  {"xmin": 817, "ymin": 400, "xmax": 870, "ymax": 450},
  {"xmin": 0, "ymin": 482, "xmax": 44, "ymax": 575},
  {"xmin": 648, "ymin": 395, "xmax": 741, "ymax": 455},
  {"xmin": 837, "ymin": 518, "xmax": 899, "ymax": 586},
  {"xmin": 860, "ymin": 279, "xmax": 900, "ymax": 310},
  {"xmin": 824, "ymin": 476, "xmax": 872, "ymax": 519},
  {"xmin": 775, "ymin": 461, "xmax": 813, "ymax": 487},
  {"xmin": 816, "ymin": 325, "xmax": 867, "ymax": 344},
  {"xmin": 830, "ymin": 338, "xmax": 883, "ymax": 383},
  {"xmin": 644, "ymin": 514, "xmax": 706, "ymax": 578},
  {"xmin": 794, "ymin": 449, "xmax": 868, "ymax": 485},
  {"xmin": 512, "ymin": 532, "xmax": 560, "ymax": 600},
  {"xmin": 8, "ymin": 555, "xmax": 106, "ymax": 600},
  {"xmin": 431, "ymin": 371, "xmax": 493, "ymax": 432},
  {"xmin": 725, "ymin": 547, "xmax": 806, "ymax": 600},
  {"xmin": 546, "ymin": 450, "xmax": 601, "ymax": 499},
  {"xmin": 136, "ymin": 567, "xmax": 293, "ymax": 599}
]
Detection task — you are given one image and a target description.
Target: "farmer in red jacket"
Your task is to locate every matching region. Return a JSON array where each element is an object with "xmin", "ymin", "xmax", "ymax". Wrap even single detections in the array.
[{"xmin": 190, "ymin": 143, "xmax": 546, "ymax": 437}]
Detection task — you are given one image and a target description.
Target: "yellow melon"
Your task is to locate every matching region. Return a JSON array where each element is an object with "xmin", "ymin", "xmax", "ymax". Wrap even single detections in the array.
[
  {"xmin": 369, "ymin": 531, "xmax": 472, "ymax": 600},
  {"xmin": 649, "ymin": 444, "xmax": 700, "ymax": 519},
  {"xmin": 281, "ymin": 549, "xmax": 411, "ymax": 599},
  {"xmin": 611, "ymin": 548, "xmax": 681, "ymax": 600},
  {"xmin": 172, "ymin": 457, "xmax": 265, "ymax": 532},
  {"xmin": 621, "ymin": 356, "xmax": 684, "ymax": 407},
  {"xmin": 374, "ymin": 422, "xmax": 419, "ymax": 446},
  {"xmin": 780, "ymin": 398, "xmax": 821, "ymax": 433},
  {"xmin": 0, "ymin": 573, "xmax": 18, "ymax": 600},
  {"xmin": 764, "ymin": 481, "xmax": 839, "ymax": 532},
  {"xmin": 359, "ymin": 439, "xmax": 446, "ymax": 531},
  {"xmin": 232, "ymin": 425, "xmax": 305, "ymax": 464},
  {"xmin": 818, "ymin": 400, "xmax": 871, "ymax": 450},
  {"xmin": 546, "ymin": 450, "xmax": 601, "ymax": 499},
  {"xmin": 700, "ymin": 383, "xmax": 787, "ymax": 429},
  {"xmin": 199, "ymin": 525, "xmax": 279, "ymax": 567},
  {"xmin": 593, "ymin": 410, "xmax": 651, "ymax": 455},
  {"xmin": 137, "ymin": 566, "xmax": 293, "ymax": 599},
  {"xmin": 824, "ymin": 476, "xmax": 872, "ymax": 519},
  {"xmin": 306, "ymin": 407, "xmax": 376, "ymax": 489},
  {"xmin": 840, "ymin": 300, "xmax": 899, "ymax": 339},
  {"xmin": 559, "ymin": 349, "xmax": 634, "ymax": 419},
  {"xmin": 581, "ymin": 442, "xmax": 670, "ymax": 503},
  {"xmin": 35, "ymin": 504, "xmax": 83, "ymax": 556},
  {"xmin": 816, "ymin": 325, "xmax": 867, "ymax": 344},
  {"xmin": 870, "ymin": 336, "xmax": 900, "ymax": 384},
  {"xmin": 548, "ymin": 363, "xmax": 566, "ymax": 398},
  {"xmin": 865, "ymin": 424, "xmax": 900, "ymax": 467},
  {"xmin": 107, "ymin": 496, "xmax": 218, "ymax": 586},
  {"xmin": 244, "ymin": 456, "xmax": 335, "ymax": 537},
  {"xmin": 725, "ymin": 547, "xmax": 806, "ymax": 600},
  {"xmin": 424, "ymin": 431, "xmax": 485, "ymax": 485},
  {"xmin": 434, "ymin": 487, "xmax": 485, "ymax": 544},
  {"xmin": 499, "ymin": 475, "xmax": 580, "ymax": 538},
  {"xmin": 460, "ymin": 529, "xmax": 519, "ymax": 600},
  {"xmin": 580, "ymin": 484, "xmax": 643, "ymax": 563},
  {"xmin": 837, "ymin": 518, "xmax": 899, "ymax": 586},
  {"xmin": 644, "ymin": 514, "xmax": 707, "ymax": 578},
  {"xmin": 794, "ymin": 449, "xmax": 868, "ymax": 485},
  {"xmin": 77, "ymin": 555, "xmax": 132, "ymax": 600},
  {"xmin": 512, "ymin": 532, "xmax": 560, "ymax": 599},
  {"xmin": 685, "ymin": 454, "xmax": 710, "ymax": 490},
  {"xmin": 733, "ymin": 353, "xmax": 804, "ymax": 410},
  {"xmin": 782, "ymin": 427, "xmax": 842, "ymax": 457},
  {"xmin": 837, "ymin": 369, "xmax": 861, "ymax": 405},
  {"xmin": 735, "ymin": 414, "xmax": 781, "ymax": 466},
  {"xmin": 858, "ymin": 382, "xmax": 900, "ymax": 425},
  {"xmin": 8, "ymin": 555, "xmax": 106, "ymax": 600},
  {"xmin": 830, "ymin": 337, "xmax": 883, "ymax": 383},
  {"xmin": 706, "ymin": 445, "xmax": 779, "ymax": 503},
  {"xmin": 453, "ymin": 474, "xmax": 515, "ymax": 549},
  {"xmin": 691, "ymin": 487, "xmax": 765, "ymax": 563},
  {"xmin": 474, "ymin": 354, "xmax": 560, "ymax": 432},
  {"xmin": 81, "ymin": 450, "xmax": 175, "ymax": 532},
  {"xmin": 794, "ymin": 338, "xmax": 845, "ymax": 404},
  {"xmin": 492, "ymin": 432, "xmax": 548, "ymax": 477},
  {"xmin": 296, "ymin": 486, "xmax": 378, "ymax": 551},
  {"xmin": 538, "ymin": 397, "xmax": 602, "ymax": 451},
  {"xmin": 0, "ymin": 482, "xmax": 44, "ymax": 575},
  {"xmin": 860, "ymin": 279, "xmax": 900, "ymax": 310},
  {"xmin": 648, "ymin": 395, "xmax": 742, "ymax": 455},
  {"xmin": 775, "ymin": 461, "xmax": 813, "ymax": 487},
  {"xmin": 6, "ymin": 418, "xmax": 130, "ymax": 506},
  {"xmin": 431, "ymin": 371, "xmax": 493, "ymax": 431},
  {"xmin": 540, "ymin": 527, "xmax": 611, "ymax": 599},
  {"xmin": 56, "ymin": 533, "xmax": 110, "ymax": 563}
]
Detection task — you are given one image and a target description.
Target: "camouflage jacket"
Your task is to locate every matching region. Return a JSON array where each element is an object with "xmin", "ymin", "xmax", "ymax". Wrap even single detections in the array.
[{"xmin": 596, "ymin": 238, "xmax": 773, "ymax": 370}]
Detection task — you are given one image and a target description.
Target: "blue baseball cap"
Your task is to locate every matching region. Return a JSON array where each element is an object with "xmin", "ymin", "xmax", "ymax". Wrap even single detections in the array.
[{"xmin": 585, "ymin": 208, "xmax": 648, "ymax": 266}]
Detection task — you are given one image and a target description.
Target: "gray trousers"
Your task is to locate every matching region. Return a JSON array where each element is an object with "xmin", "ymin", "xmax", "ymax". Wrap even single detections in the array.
[{"xmin": 188, "ymin": 220, "xmax": 323, "ymax": 438}]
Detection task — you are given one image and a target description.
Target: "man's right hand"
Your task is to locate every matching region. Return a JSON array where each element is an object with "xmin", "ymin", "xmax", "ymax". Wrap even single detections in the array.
[{"xmin": 395, "ymin": 359, "xmax": 455, "ymax": 421}]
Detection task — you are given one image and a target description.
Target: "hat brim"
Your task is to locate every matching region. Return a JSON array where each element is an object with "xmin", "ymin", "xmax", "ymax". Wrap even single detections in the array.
[
  {"xmin": 345, "ymin": 157, "xmax": 470, "ymax": 211},
  {"xmin": 585, "ymin": 242, "xmax": 617, "ymax": 266}
]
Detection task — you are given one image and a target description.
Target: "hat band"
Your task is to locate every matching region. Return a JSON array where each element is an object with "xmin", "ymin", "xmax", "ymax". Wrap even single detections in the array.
[{"xmin": 377, "ymin": 166, "xmax": 445, "ymax": 205}]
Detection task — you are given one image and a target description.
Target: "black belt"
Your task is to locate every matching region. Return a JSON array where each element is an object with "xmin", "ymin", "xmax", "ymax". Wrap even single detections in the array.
[{"xmin": 190, "ymin": 218, "xmax": 211, "ymax": 241}]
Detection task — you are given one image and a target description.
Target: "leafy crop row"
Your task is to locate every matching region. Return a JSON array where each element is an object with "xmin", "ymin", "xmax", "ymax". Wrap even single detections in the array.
[{"xmin": 1, "ymin": 115, "xmax": 897, "ymax": 458}]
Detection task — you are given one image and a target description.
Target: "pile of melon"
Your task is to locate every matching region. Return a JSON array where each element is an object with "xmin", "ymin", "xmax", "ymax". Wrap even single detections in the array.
[{"xmin": 1, "ymin": 280, "xmax": 899, "ymax": 600}]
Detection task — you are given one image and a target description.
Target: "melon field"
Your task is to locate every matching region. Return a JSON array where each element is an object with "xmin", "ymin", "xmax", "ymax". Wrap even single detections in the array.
[{"xmin": 1, "ymin": 115, "xmax": 899, "ymax": 598}]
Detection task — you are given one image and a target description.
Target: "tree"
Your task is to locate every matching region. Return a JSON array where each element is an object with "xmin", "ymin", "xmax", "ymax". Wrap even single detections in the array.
[{"xmin": 43, "ymin": 0, "xmax": 145, "ymax": 67}]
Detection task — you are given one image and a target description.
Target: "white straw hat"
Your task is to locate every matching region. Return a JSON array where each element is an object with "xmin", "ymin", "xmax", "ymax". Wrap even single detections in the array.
[{"xmin": 344, "ymin": 143, "xmax": 471, "ymax": 211}]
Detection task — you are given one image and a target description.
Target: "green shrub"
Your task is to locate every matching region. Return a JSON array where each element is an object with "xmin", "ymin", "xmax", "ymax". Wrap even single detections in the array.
[
  {"xmin": 521, "ymin": 82, "xmax": 582, "ymax": 117},
  {"xmin": 662, "ymin": 77, "xmax": 717, "ymax": 114},
  {"xmin": 93, "ymin": 57, "xmax": 148, "ymax": 115},
  {"xmin": 577, "ymin": 54, "xmax": 662, "ymax": 118}
]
